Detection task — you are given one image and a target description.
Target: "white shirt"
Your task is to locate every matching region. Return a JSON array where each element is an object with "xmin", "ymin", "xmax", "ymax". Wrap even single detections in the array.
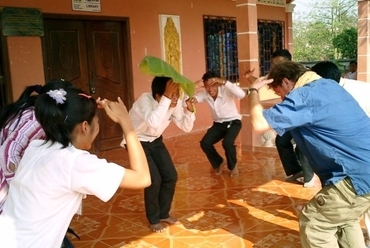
[
  {"xmin": 194, "ymin": 81, "xmax": 246, "ymax": 123},
  {"xmin": 340, "ymin": 78, "xmax": 370, "ymax": 117},
  {"xmin": 123, "ymin": 93, "xmax": 195, "ymax": 143},
  {"xmin": 0, "ymin": 140, "xmax": 125, "ymax": 248},
  {"xmin": 345, "ymin": 71, "xmax": 357, "ymax": 80}
]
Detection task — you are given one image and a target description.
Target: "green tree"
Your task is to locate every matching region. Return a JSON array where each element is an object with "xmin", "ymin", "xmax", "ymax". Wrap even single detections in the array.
[
  {"xmin": 294, "ymin": 20, "xmax": 334, "ymax": 61},
  {"xmin": 332, "ymin": 27, "xmax": 357, "ymax": 58},
  {"xmin": 293, "ymin": 0, "xmax": 357, "ymax": 61}
]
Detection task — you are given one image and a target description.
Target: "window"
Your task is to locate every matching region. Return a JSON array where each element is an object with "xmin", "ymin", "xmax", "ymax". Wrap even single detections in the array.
[
  {"xmin": 258, "ymin": 20, "xmax": 285, "ymax": 76},
  {"xmin": 204, "ymin": 16, "xmax": 238, "ymax": 82}
]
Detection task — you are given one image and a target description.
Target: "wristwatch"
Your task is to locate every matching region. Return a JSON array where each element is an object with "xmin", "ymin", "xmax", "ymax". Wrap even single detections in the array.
[{"xmin": 247, "ymin": 88, "xmax": 259, "ymax": 95}]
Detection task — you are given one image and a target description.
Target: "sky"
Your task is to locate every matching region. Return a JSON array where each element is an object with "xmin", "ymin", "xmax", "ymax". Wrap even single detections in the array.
[
  {"xmin": 292, "ymin": 0, "xmax": 319, "ymax": 19},
  {"xmin": 292, "ymin": 0, "xmax": 357, "ymax": 20}
]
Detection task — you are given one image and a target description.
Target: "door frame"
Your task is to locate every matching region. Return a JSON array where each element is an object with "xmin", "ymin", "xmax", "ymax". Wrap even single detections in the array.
[
  {"xmin": 41, "ymin": 14, "xmax": 134, "ymax": 109},
  {"xmin": 0, "ymin": 24, "xmax": 13, "ymax": 107}
]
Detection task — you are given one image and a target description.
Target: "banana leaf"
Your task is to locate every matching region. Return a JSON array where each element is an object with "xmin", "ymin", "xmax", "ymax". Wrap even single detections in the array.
[{"xmin": 139, "ymin": 56, "xmax": 195, "ymax": 97}]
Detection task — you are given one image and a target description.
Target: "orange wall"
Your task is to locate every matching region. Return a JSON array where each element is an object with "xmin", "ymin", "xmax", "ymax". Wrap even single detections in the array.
[
  {"xmin": 257, "ymin": 5, "xmax": 286, "ymax": 21},
  {"xmin": 6, "ymin": 37, "xmax": 45, "ymax": 99}
]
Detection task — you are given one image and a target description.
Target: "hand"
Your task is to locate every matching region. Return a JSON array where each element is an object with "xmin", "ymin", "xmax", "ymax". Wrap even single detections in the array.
[
  {"xmin": 250, "ymin": 76, "xmax": 274, "ymax": 90},
  {"xmin": 185, "ymin": 97, "xmax": 197, "ymax": 112},
  {"xmin": 194, "ymin": 79, "xmax": 203, "ymax": 86},
  {"xmin": 98, "ymin": 97, "xmax": 129, "ymax": 124},
  {"xmin": 163, "ymin": 81, "xmax": 180, "ymax": 99},
  {"xmin": 209, "ymin": 77, "xmax": 225, "ymax": 86},
  {"xmin": 194, "ymin": 79, "xmax": 204, "ymax": 92},
  {"xmin": 243, "ymin": 68, "xmax": 257, "ymax": 83}
]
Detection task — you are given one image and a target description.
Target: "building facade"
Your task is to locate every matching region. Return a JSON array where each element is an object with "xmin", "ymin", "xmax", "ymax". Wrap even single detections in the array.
[{"xmin": 4, "ymin": 0, "xmax": 366, "ymax": 152}]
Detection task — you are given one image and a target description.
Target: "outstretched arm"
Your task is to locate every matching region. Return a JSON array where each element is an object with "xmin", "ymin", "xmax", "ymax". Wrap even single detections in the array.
[{"xmin": 100, "ymin": 97, "xmax": 151, "ymax": 189}]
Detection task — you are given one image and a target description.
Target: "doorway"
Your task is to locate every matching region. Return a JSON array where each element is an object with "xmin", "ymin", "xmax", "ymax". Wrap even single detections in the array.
[{"xmin": 43, "ymin": 18, "xmax": 133, "ymax": 152}]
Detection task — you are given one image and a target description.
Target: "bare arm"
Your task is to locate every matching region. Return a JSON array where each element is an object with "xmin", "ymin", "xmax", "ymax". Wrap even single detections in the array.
[
  {"xmin": 249, "ymin": 77, "xmax": 274, "ymax": 133},
  {"xmin": 100, "ymin": 97, "xmax": 151, "ymax": 189}
]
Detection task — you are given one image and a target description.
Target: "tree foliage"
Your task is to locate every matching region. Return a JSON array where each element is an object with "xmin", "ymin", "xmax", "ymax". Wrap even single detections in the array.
[
  {"xmin": 293, "ymin": 0, "xmax": 357, "ymax": 61},
  {"xmin": 332, "ymin": 27, "xmax": 358, "ymax": 58}
]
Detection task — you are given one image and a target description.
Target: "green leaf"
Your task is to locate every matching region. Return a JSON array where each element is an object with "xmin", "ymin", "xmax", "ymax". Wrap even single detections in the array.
[{"xmin": 139, "ymin": 56, "xmax": 195, "ymax": 97}]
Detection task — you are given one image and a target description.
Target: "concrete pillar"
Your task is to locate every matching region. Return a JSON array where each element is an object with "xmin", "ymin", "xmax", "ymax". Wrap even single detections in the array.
[
  {"xmin": 358, "ymin": 0, "xmax": 370, "ymax": 82},
  {"xmin": 235, "ymin": 0, "xmax": 259, "ymax": 151},
  {"xmin": 285, "ymin": 4, "xmax": 295, "ymax": 57}
]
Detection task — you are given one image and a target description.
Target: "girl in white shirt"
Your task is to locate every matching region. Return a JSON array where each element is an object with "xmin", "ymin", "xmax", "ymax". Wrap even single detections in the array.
[{"xmin": 0, "ymin": 88, "xmax": 150, "ymax": 248}]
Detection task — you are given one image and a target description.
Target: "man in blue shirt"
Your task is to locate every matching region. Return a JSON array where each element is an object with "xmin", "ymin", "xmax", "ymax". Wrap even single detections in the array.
[
  {"xmin": 248, "ymin": 61, "xmax": 370, "ymax": 248},
  {"xmin": 245, "ymin": 49, "xmax": 315, "ymax": 187}
]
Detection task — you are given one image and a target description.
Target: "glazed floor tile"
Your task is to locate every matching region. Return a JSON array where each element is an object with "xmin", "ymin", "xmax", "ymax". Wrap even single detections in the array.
[{"xmin": 68, "ymin": 131, "xmax": 367, "ymax": 247}]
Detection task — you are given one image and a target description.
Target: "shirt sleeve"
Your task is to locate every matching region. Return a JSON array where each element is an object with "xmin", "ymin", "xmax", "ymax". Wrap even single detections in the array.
[
  {"xmin": 1, "ymin": 114, "xmax": 45, "ymax": 179},
  {"xmin": 194, "ymin": 90, "xmax": 207, "ymax": 103},
  {"xmin": 263, "ymin": 89, "xmax": 313, "ymax": 136},
  {"xmin": 224, "ymin": 81, "xmax": 246, "ymax": 99},
  {"xmin": 171, "ymin": 98, "xmax": 195, "ymax": 133},
  {"xmin": 71, "ymin": 152, "xmax": 125, "ymax": 202},
  {"xmin": 133, "ymin": 95, "xmax": 171, "ymax": 129}
]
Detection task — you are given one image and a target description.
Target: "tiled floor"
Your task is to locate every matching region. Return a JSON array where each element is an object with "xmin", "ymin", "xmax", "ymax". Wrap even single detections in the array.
[{"xmin": 68, "ymin": 131, "xmax": 365, "ymax": 248}]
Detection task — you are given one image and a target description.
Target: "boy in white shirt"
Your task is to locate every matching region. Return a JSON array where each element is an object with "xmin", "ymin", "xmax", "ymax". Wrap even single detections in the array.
[
  {"xmin": 193, "ymin": 71, "xmax": 246, "ymax": 177},
  {"xmin": 343, "ymin": 60, "xmax": 357, "ymax": 80},
  {"xmin": 123, "ymin": 76, "xmax": 195, "ymax": 232}
]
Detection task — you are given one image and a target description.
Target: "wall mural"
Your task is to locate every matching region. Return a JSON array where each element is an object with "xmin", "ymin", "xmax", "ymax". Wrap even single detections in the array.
[{"xmin": 159, "ymin": 15, "xmax": 182, "ymax": 73}]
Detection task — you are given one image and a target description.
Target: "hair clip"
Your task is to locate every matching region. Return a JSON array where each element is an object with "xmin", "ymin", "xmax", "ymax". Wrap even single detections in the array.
[
  {"xmin": 79, "ymin": 93, "xmax": 92, "ymax": 99},
  {"xmin": 47, "ymin": 89, "xmax": 67, "ymax": 104}
]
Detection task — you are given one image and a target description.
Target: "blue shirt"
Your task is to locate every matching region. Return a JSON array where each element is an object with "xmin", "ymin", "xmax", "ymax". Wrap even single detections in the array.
[{"xmin": 263, "ymin": 78, "xmax": 370, "ymax": 195}]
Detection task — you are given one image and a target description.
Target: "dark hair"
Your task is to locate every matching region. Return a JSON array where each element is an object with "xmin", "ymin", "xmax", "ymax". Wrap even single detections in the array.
[
  {"xmin": 310, "ymin": 61, "xmax": 341, "ymax": 83},
  {"xmin": 272, "ymin": 49, "xmax": 292, "ymax": 61},
  {"xmin": 202, "ymin": 71, "xmax": 218, "ymax": 81},
  {"xmin": 35, "ymin": 88, "xmax": 97, "ymax": 148},
  {"xmin": 267, "ymin": 61, "xmax": 308, "ymax": 88},
  {"xmin": 151, "ymin": 76, "xmax": 172, "ymax": 99},
  {"xmin": 0, "ymin": 79, "xmax": 74, "ymax": 133},
  {"xmin": 349, "ymin": 60, "xmax": 357, "ymax": 66}
]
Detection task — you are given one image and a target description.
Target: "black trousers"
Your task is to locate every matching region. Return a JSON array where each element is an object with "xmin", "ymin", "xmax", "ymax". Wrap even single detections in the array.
[
  {"xmin": 275, "ymin": 131, "xmax": 314, "ymax": 183},
  {"xmin": 141, "ymin": 136, "xmax": 177, "ymax": 224},
  {"xmin": 200, "ymin": 120, "xmax": 242, "ymax": 171}
]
